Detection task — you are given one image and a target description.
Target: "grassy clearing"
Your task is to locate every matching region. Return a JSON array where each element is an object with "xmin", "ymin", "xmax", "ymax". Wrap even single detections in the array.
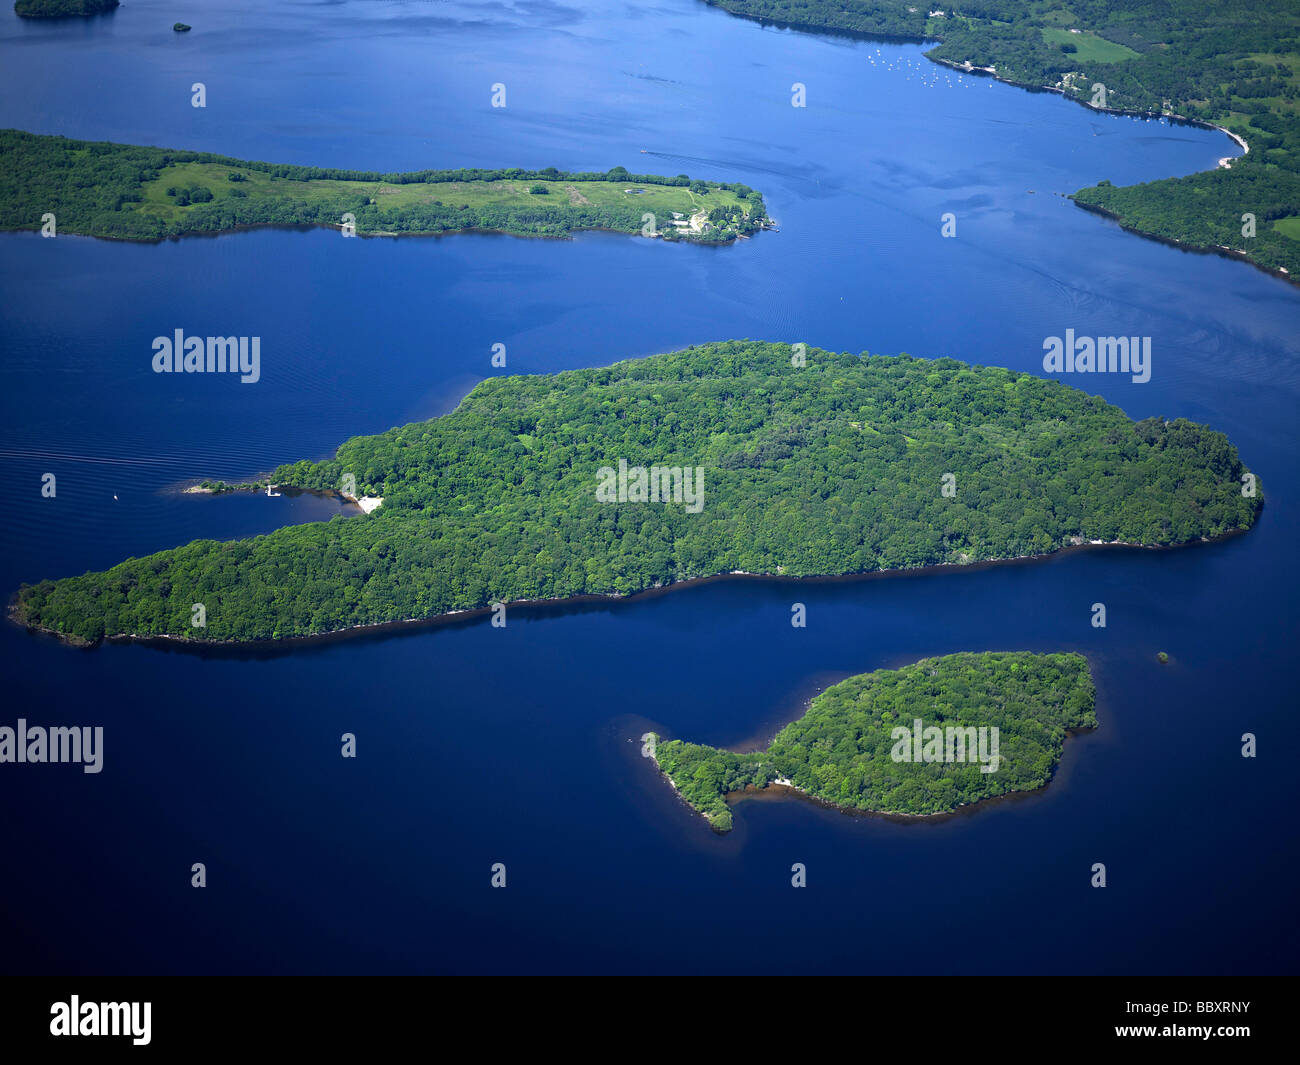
[
  {"xmin": 1273, "ymin": 216, "xmax": 1300, "ymax": 240},
  {"xmin": 0, "ymin": 130, "xmax": 768, "ymax": 243},
  {"xmin": 138, "ymin": 161, "xmax": 748, "ymax": 230},
  {"xmin": 1041, "ymin": 27, "xmax": 1140, "ymax": 64}
]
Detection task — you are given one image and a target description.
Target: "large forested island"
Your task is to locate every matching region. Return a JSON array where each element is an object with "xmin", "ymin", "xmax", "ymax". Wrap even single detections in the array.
[
  {"xmin": 12, "ymin": 341, "xmax": 1260, "ymax": 645},
  {"xmin": 14, "ymin": 0, "xmax": 117, "ymax": 16},
  {"xmin": 705, "ymin": 0, "xmax": 1300, "ymax": 279},
  {"xmin": 652, "ymin": 651, "xmax": 1096, "ymax": 831},
  {"xmin": 0, "ymin": 130, "xmax": 767, "ymax": 243}
]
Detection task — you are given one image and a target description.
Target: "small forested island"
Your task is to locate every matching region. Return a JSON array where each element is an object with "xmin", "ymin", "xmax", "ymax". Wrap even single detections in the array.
[
  {"xmin": 184, "ymin": 480, "xmax": 268, "ymax": 495},
  {"xmin": 704, "ymin": 0, "xmax": 1300, "ymax": 280},
  {"xmin": 11, "ymin": 342, "xmax": 1261, "ymax": 645},
  {"xmin": 652, "ymin": 651, "xmax": 1096, "ymax": 831},
  {"xmin": 13, "ymin": 0, "xmax": 117, "ymax": 16},
  {"xmin": 0, "ymin": 130, "xmax": 767, "ymax": 243}
]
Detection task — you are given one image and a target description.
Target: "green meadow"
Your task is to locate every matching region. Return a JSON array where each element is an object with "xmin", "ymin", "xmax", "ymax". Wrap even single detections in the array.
[{"xmin": 136, "ymin": 160, "xmax": 752, "ymax": 232}]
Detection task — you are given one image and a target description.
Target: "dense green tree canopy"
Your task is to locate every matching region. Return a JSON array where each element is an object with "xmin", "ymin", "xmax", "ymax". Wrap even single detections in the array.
[
  {"xmin": 14, "ymin": 0, "xmax": 118, "ymax": 17},
  {"xmin": 12, "ymin": 341, "xmax": 1260, "ymax": 644},
  {"xmin": 653, "ymin": 651, "xmax": 1097, "ymax": 831}
]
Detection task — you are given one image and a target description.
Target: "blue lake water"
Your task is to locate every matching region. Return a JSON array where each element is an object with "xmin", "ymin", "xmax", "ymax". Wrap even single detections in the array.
[{"xmin": 1, "ymin": 0, "xmax": 1297, "ymax": 974}]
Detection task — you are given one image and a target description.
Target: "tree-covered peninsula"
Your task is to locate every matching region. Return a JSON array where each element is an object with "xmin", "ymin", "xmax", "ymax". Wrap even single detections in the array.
[
  {"xmin": 12, "ymin": 341, "xmax": 1260, "ymax": 644},
  {"xmin": 0, "ymin": 130, "xmax": 767, "ymax": 243},
  {"xmin": 651, "ymin": 651, "xmax": 1096, "ymax": 831},
  {"xmin": 703, "ymin": 0, "xmax": 1300, "ymax": 279},
  {"xmin": 14, "ymin": 0, "xmax": 118, "ymax": 16}
]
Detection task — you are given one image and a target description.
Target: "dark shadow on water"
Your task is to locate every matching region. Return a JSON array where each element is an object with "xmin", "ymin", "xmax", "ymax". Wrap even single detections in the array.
[
  {"xmin": 706, "ymin": 6, "xmax": 927, "ymax": 48},
  {"xmin": 613, "ymin": 704, "xmax": 1101, "ymax": 848},
  {"xmin": 725, "ymin": 722, "xmax": 1098, "ymax": 833},
  {"xmin": 40, "ymin": 529, "xmax": 1252, "ymax": 661},
  {"xmin": 1072, "ymin": 199, "xmax": 1296, "ymax": 289},
  {"xmin": 75, "ymin": 222, "xmax": 756, "ymax": 250}
]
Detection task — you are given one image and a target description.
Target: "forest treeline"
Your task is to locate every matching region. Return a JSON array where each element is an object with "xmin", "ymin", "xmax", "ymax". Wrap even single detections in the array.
[
  {"xmin": 653, "ymin": 651, "xmax": 1096, "ymax": 830},
  {"xmin": 14, "ymin": 0, "xmax": 118, "ymax": 16},
  {"xmin": 12, "ymin": 342, "xmax": 1261, "ymax": 644},
  {"xmin": 0, "ymin": 130, "xmax": 767, "ymax": 242},
  {"xmin": 705, "ymin": 0, "xmax": 1300, "ymax": 277}
]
